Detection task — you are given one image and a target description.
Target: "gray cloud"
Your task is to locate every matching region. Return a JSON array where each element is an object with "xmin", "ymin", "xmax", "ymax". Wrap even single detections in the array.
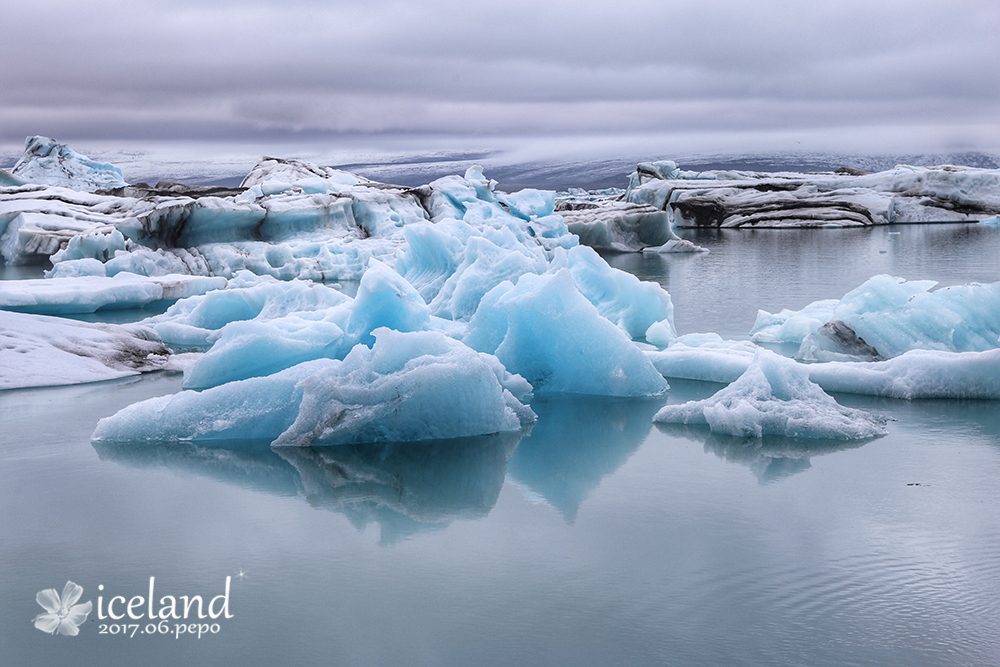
[{"xmin": 1, "ymin": 0, "xmax": 997, "ymax": 153}]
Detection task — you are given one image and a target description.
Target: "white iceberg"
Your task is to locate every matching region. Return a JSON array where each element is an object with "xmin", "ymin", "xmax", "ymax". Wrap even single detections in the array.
[
  {"xmin": 627, "ymin": 161, "xmax": 1000, "ymax": 228},
  {"xmin": 10, "ymin": 136, "xmax": 128, "ymax": 192},
  {"xmin": 0, "ymin": 310, "xmax": 170, "ymax": 390},
  {"xmin": 91, "ymin": 328, "xmax": 536, "ymax": 446},
  {"xmin": 653, "ymin": 349, "xmax": 890, "ymax": 440}
]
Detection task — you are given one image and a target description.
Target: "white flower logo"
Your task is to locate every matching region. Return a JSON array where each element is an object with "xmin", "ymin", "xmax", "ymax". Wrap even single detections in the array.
[{"xmin": 33, "ymin": 581, "xmax": 92, "ymax": 636}]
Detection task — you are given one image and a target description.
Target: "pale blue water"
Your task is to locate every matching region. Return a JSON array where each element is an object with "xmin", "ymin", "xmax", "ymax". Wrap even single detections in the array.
[{"xmin": 2, "ymin": 224, "xmax": 999, "ymax": 666}]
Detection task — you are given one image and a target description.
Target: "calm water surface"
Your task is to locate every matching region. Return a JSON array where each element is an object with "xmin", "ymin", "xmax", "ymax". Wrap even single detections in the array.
[{"xmin": 2, "ymin": 224, "xmax": 999, "ymax": 666}]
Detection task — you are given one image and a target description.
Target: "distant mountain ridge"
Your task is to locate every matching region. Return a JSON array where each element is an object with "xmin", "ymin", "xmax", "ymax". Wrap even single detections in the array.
[{"xmin": 3, "ymin": 142, "xmax": 997, "ymax": 192}]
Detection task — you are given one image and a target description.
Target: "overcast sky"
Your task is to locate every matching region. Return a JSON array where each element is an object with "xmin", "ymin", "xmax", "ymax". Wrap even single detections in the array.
[{"xmin": 2, "ymin": 0, "xmax": 998, "ymax": 156}]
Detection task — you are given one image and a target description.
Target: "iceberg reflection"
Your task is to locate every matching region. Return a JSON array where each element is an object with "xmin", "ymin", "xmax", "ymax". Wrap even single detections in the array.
[
  {"xmin": 92, "ymin": 431, "xmax": 523, "ymax": 543},
  {"xmin": 274, "ymin": 432, "xmax": 522, "ymax": 543},
  {"xmin": 654, "ymin": 423, "xmax": 870, "ymax": 484},
  {"xmin": 507, "ymin": 395, "xmax": 662, "ymax": 521},
  {"xmin": 92, "ymin": 438, "xmax": 302, "ymax": 497}
]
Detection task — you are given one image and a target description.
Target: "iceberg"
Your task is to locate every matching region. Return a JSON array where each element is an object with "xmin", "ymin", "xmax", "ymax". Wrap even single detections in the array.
[
  {"xmin": 559, "ymin": 201, "xmax": 674, "ymax": 252},
  {"xmin": 751, "ymin": 275, "xmax": 1000, "ymax": 359},
  {"xmin": 627, "ymin": 161, "xmax": 1000, "ymax": 228},
  {"xmin": 0, "ymin": 310, "xmax": 170, "ymax": 390},
  {"xmin": 10, "ymin": 136, "xmax": 128, "ymax": 192},
  {"xmin": 92, "ymin": 328, "xmax": 535, "ymax": 446},
  {"xmin": 465, "ymin": 270, "xmax": 669, "ymax": 396},
  {"xmin": 653, "ymin": 349, "xmax": 890, "ymax": 440}
]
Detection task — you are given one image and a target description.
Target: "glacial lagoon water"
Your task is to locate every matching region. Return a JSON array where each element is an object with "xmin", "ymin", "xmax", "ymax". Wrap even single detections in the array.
[{"xmin": 2, "ymin": 223, "xmax": 1000, "ymax": 666}]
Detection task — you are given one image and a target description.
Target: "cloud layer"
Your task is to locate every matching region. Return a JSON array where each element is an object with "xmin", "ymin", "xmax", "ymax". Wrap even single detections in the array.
[{"xmin": 2, "ymin": 0, "xmax": 998, "ymax": 153}]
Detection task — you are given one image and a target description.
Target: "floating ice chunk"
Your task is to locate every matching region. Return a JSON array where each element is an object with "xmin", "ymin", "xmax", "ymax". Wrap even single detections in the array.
[
  {"xmin": 751, "ymin": 275, "xmax": 1000, "ymax": 358},
  {"xmin": 0, "ymin": 210, "xmax": 110, "ymax": 265},
  {"xmin": 345, "ymin": 259, "xmax": 431, "ymax": 344},
  {"xmin": 644, "ymin": 319, "xmax": 679, "ymax": 348},
  {"xmin": 0, "ymin": 310, "xmax": 170, "ymax": 390},
  {"xmin": 425, "ymin": 172, "xmax": 493, "ymax": 222},
  {"xmin": 653, "ymin": 349, "xmax": 890, "ymax": 440},
  {"xmin": 10, "ymin": 136, "xmax": 128, "ymax": 192},
  {"xmin": 273, "ymin": 329, "xmax": 534, "ymax": 446},
  {"xmin": 642, "ymin": 239, "xmax": 709, "ymax": 253},
  {"xmin": 0, "ymin": 273, "xmax": 226, "ymax": 315},
  {"xmin": 979, "ymin": 216, "xmax": 1000, "ymax": 226},
  {"xmin": 462, "ymin": 165, "xmax": 498, "ymax": 203},
  {"xmin": 48, "ymin": 229, "xmax": 130, "ymax": 266},
  {"xmin": 645, "ymin": 335, "xmax": 1000, "ymax": 400},
  {"xmin": 645, "ymin": 334, "xmax": 757, "ymax": 384},
  {"xmin": 807, "ymin": 349, "xmax": 1000, "ymax": 400},
  {"xmin": 0, "ymin": 169, "xmax": 29, "ymax": 187},
  {"xmin": 465, "ymin": 270, "xmax": 668, "ymax": 396},
  {"xmin": 394, "ymin": 221, "xmax": 468, "ymax": 303},
  {"xmin": 92, "ymin": 329, "xmax": 535, "ymax": 446}
]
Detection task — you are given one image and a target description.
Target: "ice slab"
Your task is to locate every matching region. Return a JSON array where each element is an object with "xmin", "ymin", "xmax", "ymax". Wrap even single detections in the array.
[
  {"xmin": 807, "ymin": 348, "xmax": 1000, "ymax": 400},
  {"xmin": 91, "ymin": 328, "xmax": 536, "ymax": 446},
  {"xmin": 646, "ymin": 334, "xmax": 758, "ymax": 384},
  {"xmin": 0, "ymin": 310, "xmax": 170, "ymax": 390},
  {"xmin": 653, "ymin": 349, "xmax": 890, "ymax": 439},
  {"xmin": 0, "ymin": 273, "xmax": 226, "ymax": 314}
]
